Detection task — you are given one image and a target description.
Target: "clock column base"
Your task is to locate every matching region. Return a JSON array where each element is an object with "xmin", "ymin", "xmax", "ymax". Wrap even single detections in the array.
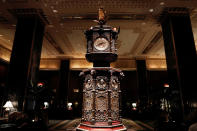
[{"xmin": 76, "ymin": 121, "xmax": 127, "ymax": 131}]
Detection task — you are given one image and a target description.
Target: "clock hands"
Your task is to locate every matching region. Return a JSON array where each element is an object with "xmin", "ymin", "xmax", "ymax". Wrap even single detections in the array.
[{"xmin": 97, "ymin": 42, "xmax": 105, "ymax": 47}]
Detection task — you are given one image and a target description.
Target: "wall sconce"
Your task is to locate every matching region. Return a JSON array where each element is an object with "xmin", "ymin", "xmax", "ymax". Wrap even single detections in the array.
[
  {"xmin": 132, "ymin": 102, "xmax": 137, "ymax": 110},
  {"xmin": 3, "ymin": 101, "xmax": 13, "ymax": 117},
  {"xmin": 73, "ymin": 89, "xmax": 79, "ymax": 93},
  {"xmin": 44, "ymin": 102, "xmax": 49, "ymax": 109},
  {"xmin": 164, "ymin": 83, "xmax": 169, "ymax": 88},
  {"xmin": 3, "ymin": 101, "xmax": 13, "ymax": 111},
  {"xmin": 132, "ymin": 103, "xmax": 137, "ymax": 107},
  {"xmin": 74, "ymin": 101, "xmax": 78, "ymax": 107},
  {"xmin": 67, "ymin": 103, "xmax": 72, "ymax": 110},
  {"xmin": 37, "ymin": 82, "xmax": 44, "ymax": 88}
]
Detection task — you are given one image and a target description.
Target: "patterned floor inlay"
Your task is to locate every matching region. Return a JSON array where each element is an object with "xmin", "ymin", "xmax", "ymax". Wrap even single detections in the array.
[{"xmin": 48, "ymin": 118, "xmax": 154, "ymax": 131}]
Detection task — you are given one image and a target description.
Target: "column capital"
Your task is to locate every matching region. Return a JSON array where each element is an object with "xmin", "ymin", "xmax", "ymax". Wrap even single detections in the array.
[
  {"xmin": 158, "ymin": 7, "xmax": 191, "ymax": 23},
  {"xmin": 8, "ymin": 8, "xmax": 49, "ymax": 25}
]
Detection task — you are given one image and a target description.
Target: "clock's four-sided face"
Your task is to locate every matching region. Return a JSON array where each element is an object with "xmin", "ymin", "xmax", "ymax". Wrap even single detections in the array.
[{"xmin": 93, "ymin": 37, "xmax": 109, "ymax": 51}]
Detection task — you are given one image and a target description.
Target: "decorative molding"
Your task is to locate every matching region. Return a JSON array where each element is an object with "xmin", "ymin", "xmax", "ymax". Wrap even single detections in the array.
[
  {"xmin": 70, "ymin": 58, "xmax": 167, "ymax": 70},
  {"xmin": 43, "ymin": 0, "xmax": 155, "ymax": 9},
  {"xmin": 0, "ymin": 55, "xmax": 167, "ymax": 70},
  {"xmin": 111, "ymin": 59, "xmax": 136, "ymax": 70},
  {"xmin": 70, "ymin": 59, "xmax": 93, "ymax": 70},
  {"xmin": 60, "ymin": 14, "xmax": 147, "ymax": 23},
  {"xmin": 7, "ymin": 0, "xmax": 28, "ymax": 3},
  {"xmin": 146, "ymin": 59, "xmax": 167, "ymax": 70},
  {"xmin": 39, "ymin": 59, "xmax": 61, "ymax": 70}
]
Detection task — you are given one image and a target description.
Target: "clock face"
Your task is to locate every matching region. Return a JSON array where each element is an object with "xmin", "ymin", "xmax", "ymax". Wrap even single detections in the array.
[{"xmin": 94, "ymin": 38, "xmax": 109, "ymax": 51}]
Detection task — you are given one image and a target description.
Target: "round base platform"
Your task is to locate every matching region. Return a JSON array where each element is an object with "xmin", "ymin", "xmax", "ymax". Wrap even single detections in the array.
[{"xmin": 76, "ymin": 122, "xmax": 127, "ymax": 131}]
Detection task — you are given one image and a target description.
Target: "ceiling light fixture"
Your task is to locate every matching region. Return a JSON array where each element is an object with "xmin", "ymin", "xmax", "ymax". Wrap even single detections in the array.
[
  {"xmin": 160, "ymin": 2, "xmax": 165, "ymax": 5},
  {"xmin": 53, "ymin": 9, "xmax": 58, "ymax": 13},
  {"xmin": 74, "ymin": 16, "xmax": 82, "ymax": 19},
  {"xmin": 48, "ymin": 25, "xmax": 54, "ymax": 28},
  {"xmin": 149, "ymin": 8, "xmax": 154, "ymax": 12}
]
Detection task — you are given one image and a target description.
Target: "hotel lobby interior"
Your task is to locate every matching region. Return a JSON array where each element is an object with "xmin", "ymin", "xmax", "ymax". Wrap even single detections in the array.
[{"xmin": 0, "ymin": 0, "xmax": 197, "ymax": 130}]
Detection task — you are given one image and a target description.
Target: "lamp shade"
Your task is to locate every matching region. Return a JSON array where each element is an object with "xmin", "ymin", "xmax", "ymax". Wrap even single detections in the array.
[{"xmin": 3, "ymin": 101, "xmax": 13, "ymax": 108}]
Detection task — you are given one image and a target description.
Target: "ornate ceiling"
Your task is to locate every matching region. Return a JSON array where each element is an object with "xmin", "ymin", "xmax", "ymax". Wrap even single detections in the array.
[{"xmin": 0, "ymin": 0, "xmax": 197, "ymax": 70}]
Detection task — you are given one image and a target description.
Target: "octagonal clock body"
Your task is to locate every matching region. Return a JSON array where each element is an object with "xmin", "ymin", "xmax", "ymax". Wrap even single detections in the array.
[{"xmin": 85, "ymin": 25, "xmax": 119, "ymax": 66}]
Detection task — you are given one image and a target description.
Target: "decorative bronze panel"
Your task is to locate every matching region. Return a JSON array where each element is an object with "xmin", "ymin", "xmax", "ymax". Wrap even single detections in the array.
[
  {"xmin": 95, "ymin": 110, "xmax": 108, "ymax": 122},
  {"xmin": 95, "ymin": 91, "xmax": 108, "ymax": 111},
  {"xmin": 81, "ymin": 69, "xmax": 123, "ymax": 123},
  {"xmin": 83, "ymin": 74, "xmax": 94, "ymax": 121},
  {"xmin": 83, "ymin": 110, "xmax": 93, "ymax": 121},
  {"xmin": 84, "ymin": 91, "xmax": 93, "ymax": 111},
  {"xmin": 111, "ymin": 92, "xmax": 119, "ymax": 111},
  {"xmin": 111, "ymin": 111, "xmax": 119, "ymax": 121},
  {"xmin": 110, "ymin": 76, "xmax": 120, "ymax": 121},
  {"xmin": 95, "ymin": 78, "xmax": 108, "ymax": 122}
]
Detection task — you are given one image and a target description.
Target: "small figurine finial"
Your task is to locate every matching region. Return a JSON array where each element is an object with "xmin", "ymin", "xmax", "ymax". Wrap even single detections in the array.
[
  {"xmin": 98, "ymin": 8, "xmax": 105, "ymax": 21},
  {"xmin": 93, "ymin": 8, "xmax": 107, "ymax": 25},
  {"xmin": 98, "ymin": 8, "xmax": 106, "ymax": 25}
]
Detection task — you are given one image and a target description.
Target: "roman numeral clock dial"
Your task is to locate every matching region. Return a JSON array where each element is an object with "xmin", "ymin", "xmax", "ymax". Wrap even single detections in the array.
[{"xmin": 94, "ymin": 37, "xmax": 109, "ymax": 51}]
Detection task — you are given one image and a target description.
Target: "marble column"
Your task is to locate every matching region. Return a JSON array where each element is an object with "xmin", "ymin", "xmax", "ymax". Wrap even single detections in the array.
[
  {"xmin": 7, "ymin": 15, "xmax": 45, "ymax": 111},
  {"xmin": 136, "ymin": 60, "xmax": 149, "ymax": 111},
  {"xmin": 56, "ymin": 60, "xmax": 70, "ymax": 103},
  {"xmin": 160, "ymin": 8, "xmax": 197, "ymax": 122}
]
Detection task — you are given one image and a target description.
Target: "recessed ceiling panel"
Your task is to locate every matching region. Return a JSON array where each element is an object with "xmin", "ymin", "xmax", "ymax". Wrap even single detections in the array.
[{"xmin": 117, "ymin": 29, "xmax": 139, "ymax": 56}]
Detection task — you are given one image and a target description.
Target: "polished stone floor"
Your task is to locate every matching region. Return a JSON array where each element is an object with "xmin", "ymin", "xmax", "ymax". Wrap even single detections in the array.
[{"xmin": 48, "ymin": 118, "xmax": 154, "ymax": 131}]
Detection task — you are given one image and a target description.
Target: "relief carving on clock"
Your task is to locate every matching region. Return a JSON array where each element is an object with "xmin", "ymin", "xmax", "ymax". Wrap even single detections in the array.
[
  {"xmin": 95, "ymin": 91, "xmax": 108, "ymax": 121},
  {"xmin": 110, "ymin": 76, "xmax": 120, "ymax": 120},
  {"xmin": 110, "ymin": 76, "xmax": 119, "ymax": 91},
  {"xmin": 84, "ymin": 74, "xmax": 94, "ymax": 91},
  {"xmin": 83, "ymin": 110, "xmax": 93, "ymax": 121},
  {"xmin": 95, "ymin": 110, "xmax": 108, "ymax": 122},
  {"xmin": 111, "ymin": 92, "xmax": 119, "ymax": 111},
  {"xmin": 84, "ymin": 91, "xmax": 93, "ymax": 111},
  {"xmin": 96, "ymin": 76, "xmax": 108, "ymax": 90},
  {"xmin": 111, "ymin": 110, "xmax": 119, "ymax": 121}
]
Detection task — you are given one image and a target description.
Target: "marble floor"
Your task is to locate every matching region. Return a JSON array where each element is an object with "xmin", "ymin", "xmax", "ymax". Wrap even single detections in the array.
[{"xmin": 48, "ymin": 118, "xmax": 154, "ymax": 131}]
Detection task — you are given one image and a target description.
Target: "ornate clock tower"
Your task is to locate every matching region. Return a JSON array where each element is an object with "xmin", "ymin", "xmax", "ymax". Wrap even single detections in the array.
[
  {"xmin": 85, "ymin": 8, "xmax": 119, "ymax": 67},
  {"xmin": 77, "ymin": 8, "xmax": 127, "ymax": 131}
]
